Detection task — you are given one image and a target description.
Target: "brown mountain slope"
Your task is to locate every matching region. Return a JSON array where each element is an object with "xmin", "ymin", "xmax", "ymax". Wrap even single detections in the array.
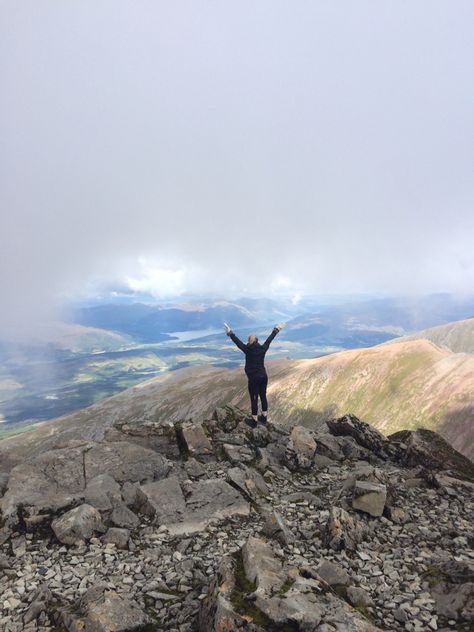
[
  {"xmin": 386, "ymin": 317, "xmax": 474, "ymax": 353},
  {"xmin": 1, "ymin": 338, "xmax": 473, "ymax": 466}
]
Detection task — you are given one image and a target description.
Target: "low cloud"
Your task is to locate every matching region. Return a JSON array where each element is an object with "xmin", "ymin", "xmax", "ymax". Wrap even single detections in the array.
[{"xmin": 1, "ymin": 1, "xmax": 473, "ymax": 336}]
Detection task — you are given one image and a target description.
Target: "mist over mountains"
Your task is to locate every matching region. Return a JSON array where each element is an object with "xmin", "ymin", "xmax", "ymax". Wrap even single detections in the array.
[{"xmin": 1, "ymin": 291, "xmax": 473, "ymax": 441}]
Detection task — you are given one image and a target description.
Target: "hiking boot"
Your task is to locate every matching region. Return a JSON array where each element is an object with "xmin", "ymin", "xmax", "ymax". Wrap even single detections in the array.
[
  {"xmin": 245, "ymin": 417, "xmax": 257, "ymax": 428},
  {"xmin": 258, "ymin": 415, "xmax": 267, "ymax": 424}
]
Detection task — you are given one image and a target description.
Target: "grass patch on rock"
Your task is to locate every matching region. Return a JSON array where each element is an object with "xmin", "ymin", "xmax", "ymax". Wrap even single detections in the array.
[
  {"xmin": 229, "ymin": 551, "xmax": 299, "ymax": 631},
  {"xmin": 277, "ymin": 577, "xmax": 295, "ymax": 596}
]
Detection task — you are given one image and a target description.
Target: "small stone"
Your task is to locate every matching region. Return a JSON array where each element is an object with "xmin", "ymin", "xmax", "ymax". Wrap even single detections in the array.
[
  {"xmin": 394, "ymin": 608, "xmax": 408, "ymax": 623},
  {"xmin": 347, "ymin": 586, "xmax": 374, "ymax": 607},
  {"xmin": 184, "ymin": 458, "xmax": 206, "ymax": 479},
  {"xmin": 102, "ymin": 527, "xmax": 130, "ymax": 550},
  {"xmin": 261, "ymin": 509, "xmax": 295, "ymax": 546},
  {"xmin": 316, "ymin": 560, "xmax": 350, "ymax": 586}
]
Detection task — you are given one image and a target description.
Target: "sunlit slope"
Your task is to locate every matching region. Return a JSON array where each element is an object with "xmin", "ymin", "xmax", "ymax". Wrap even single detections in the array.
[
  {"xmin": 1, "ymin": 338, "xmax": 473, "ymax": 466},
  {"xmin": 266, "ymin": 340, "xmax": 474, "ymax": 455},
  {"xmin": 386, "ymin": 317, "xmax": 474, "ymax": 353}
]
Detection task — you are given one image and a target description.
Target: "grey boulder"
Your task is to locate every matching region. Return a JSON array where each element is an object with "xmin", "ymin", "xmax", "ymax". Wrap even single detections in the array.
[
  {"xmin": 242, "ymin": 536, "xmax": 287, "ymax": 594},
  {"xmin": 222, "ymin": 443, "xmax": 255, "ymax": 464},
  {"xmin": 184, "ymin": 457, "xmax": 206, "ymax": 479},
  {"xmin": 121, "ymin": 480, "xmax": 140, "ymax": 507},
  {"xmin": 1, "ymin": 443, "xmax": 89, "ymax": 526},
  {"xmin": 1, "ymin": 439, "xmax": 171, "ymax": 527},
  {"xmin": 389, "ymin": 428, "xmax": 474, "ymax": 480},
  {"xmin": 184, "ymin": 478, "xmax": 250, "ymax": 528},
  {"xmin": 347, "ymin": 586, "xmax": 374, "ymax": 608},
  {"xmin": 313, "ymin": 432, "xmax": 345, "ymax": 461},
  {"xmin": 52, "ymin": 503, "xmax": 106, "ymax": 545},
  {"xmin": 427, "ymin": 559, "xmax": 474, "ymax": 623},
  {"xmin": 57, "ymin": 582, "xmax": 150, "ymax": 631},
  {"xmin": 105, "ymin": 420, "xmax": 180, "ymax": 458},
  {"xmin": 227, "ymin": 465, "xmax": 269, "ymax": 501},
  {"xmin": 135, "ymin": 476, "xmax": 250, "ymax": 535},
  {"xmin": 84, "ymin": 440, "xmax": 171, "ymax": 483},
  {"xmin": 327, "ymin": 414, "xmax": 389, "ymax": 456}
]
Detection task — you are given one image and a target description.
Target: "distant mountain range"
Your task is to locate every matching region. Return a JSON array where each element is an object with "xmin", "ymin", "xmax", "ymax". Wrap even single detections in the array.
[
  {"xmin": 1, "ymin": 316, "xmax": 472, "ymax": 468},
  {"xmin": 71, "ymin": 293, "xmax": 474, "ymax": 345},
  {"xmin": 72, "ymin": 298, "xmax": 293, "ymax": 342}
]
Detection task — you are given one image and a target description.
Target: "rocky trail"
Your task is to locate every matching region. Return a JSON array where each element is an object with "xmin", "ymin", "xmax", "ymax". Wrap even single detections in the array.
[{"xmin": 0, "ymin": 408, "xmax": 473, "ymax": 631}]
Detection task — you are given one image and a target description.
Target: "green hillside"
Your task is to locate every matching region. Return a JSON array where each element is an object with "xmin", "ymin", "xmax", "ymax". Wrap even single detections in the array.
[{"xmin": 387, "ymin": 317, "xmax": 474, "ymax": 353}]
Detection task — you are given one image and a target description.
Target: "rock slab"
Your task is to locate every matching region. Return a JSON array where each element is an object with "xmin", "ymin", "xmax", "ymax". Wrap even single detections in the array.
[
  {"xmin": 135, "ymin": 476, "xmax": 186, "ymax": 524},
  {"xmin": 352, "ymin": 480, "xmax": 387, "ymax": 517},
  {"xmin": 199, "ymin": 535, "xmax": 382, "ymax": 631},
  {"xmin": 327, "ymin": 414, "xmax": 389, "ymax": 455},
  {"xmin": 180, "ymin": 422, "xmax": 214, "ymax": 461},
  {"xmin": 285, "ymin": 425, "xmax": 317, "ymax": 471}
]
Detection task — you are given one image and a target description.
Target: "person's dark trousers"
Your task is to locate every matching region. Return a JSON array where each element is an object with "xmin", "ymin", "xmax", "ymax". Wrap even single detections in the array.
[{"xmin": 247, "ymin": 374, "xmax": 268, "ymax": 416}]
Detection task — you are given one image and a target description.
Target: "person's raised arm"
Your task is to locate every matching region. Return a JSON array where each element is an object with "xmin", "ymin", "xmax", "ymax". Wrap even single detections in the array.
[
  {"xmin": 229, "ymin": 332, "xmax": 248, "ymax": 353},
  {"xmin": 224, "ymin": 323, "xmax": 248, "ymax": 353},
  {"xmin": 262, "ymin": 325, "xmax": 281, "ymax": 351}
]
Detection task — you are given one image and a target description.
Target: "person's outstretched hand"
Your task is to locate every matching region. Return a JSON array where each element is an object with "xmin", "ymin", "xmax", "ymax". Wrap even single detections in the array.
[
  {"xmin": 275, "ymin": 322, "xmax": 285, "ymax": 332},
  {"xmin": 223, "ymin": 322, "xmax": 232, "ymax": 336}
]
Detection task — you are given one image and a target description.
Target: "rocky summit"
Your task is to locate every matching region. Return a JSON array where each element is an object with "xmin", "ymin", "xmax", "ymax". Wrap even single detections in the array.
[{"xmin": 0, "ymin": 407, "xmax": 473, "ymax": 632}]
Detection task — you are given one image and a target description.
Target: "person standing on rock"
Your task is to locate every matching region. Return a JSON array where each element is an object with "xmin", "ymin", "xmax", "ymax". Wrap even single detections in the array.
[{"xmin": 224, "ymin": 322, "xmax": 284, "ymax": 427}]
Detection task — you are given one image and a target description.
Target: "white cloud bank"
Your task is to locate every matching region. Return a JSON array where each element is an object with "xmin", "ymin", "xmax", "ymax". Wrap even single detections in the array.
[{"xmin": 1, "ymin": 1, "xmax": 473, "ymax": 334}]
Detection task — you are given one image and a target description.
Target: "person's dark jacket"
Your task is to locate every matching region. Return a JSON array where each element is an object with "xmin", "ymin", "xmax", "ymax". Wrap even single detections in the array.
[{"xmin": 229, "ymin": 328, "xmax": 279, "ymax": 378}]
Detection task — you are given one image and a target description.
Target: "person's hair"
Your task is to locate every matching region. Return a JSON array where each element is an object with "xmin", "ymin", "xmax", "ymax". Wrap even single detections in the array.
[{"xmin": 247, "ymin": 334, "xmax": 258, "ymax": 345}]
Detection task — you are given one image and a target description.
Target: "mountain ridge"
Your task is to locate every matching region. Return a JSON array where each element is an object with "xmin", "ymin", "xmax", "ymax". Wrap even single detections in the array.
[
  {"xmin": 385, "ymin": 316, "xmax": 474, "ymax": 354},
  {"xmin": 1, "ymin": 337, "xmax": 473, "ymax": 469}
]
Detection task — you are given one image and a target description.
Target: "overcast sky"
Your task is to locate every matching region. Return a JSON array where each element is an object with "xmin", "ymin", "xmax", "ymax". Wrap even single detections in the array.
[{"xmin": 1, "ymin": 1, "xmax": 473, "ymax": 332}]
